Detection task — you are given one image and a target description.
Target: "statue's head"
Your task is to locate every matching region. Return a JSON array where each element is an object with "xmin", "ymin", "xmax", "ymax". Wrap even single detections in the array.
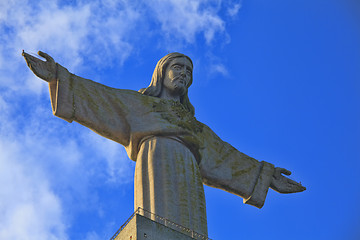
[{"xmin": 139, "ymin": 52, "xmax": 195, "ymax": 116}]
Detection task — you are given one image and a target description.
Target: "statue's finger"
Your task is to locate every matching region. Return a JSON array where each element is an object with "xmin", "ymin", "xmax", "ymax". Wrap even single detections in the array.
[
  {"xmin": 281, "ymin": 182, "xmax": 304, "ymax": 193},
  {"xmin": 23, "ymin": 52, "xmax": 42, "ymax": 66},
  {"xmin": 290, "ymin": 184, "xmax": 306, "ymax": 193},
  {"xmin": 287, "ymin": 178, "xmax": 306, "ymax": 192},
  {"xmin": 22, "ymin": 51, "xmax": 31, "ymax": 60},
  {"xmin": 38, "ymin": 51, "xmax": 54, "ymax": 63},
  {"xmin": 286, "ymin": 178, "xmax": 300, "ymax": 185},
  {"xmin": 274, "ymin": 169, "xmax": 281, "ymax": 179},
  {"xmin": 280, "ymin": 168, "xmax": 291, "ymax": 176}
]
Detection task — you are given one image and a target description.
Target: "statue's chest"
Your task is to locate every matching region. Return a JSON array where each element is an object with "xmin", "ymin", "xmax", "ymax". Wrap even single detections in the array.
[{"xmin": 151, "ymin": 100, "xmax": 203, "ymax": 134}]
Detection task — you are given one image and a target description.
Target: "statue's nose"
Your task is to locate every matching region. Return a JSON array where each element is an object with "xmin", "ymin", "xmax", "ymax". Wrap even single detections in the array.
[{"xmin": 180, "ymin": 69, "xmax": 186, "ymax": 77}]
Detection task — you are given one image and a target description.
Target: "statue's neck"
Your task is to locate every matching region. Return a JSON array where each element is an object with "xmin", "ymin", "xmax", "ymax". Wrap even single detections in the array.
[{"xmin": 159, "ymin": 89, "xmax": 181, "ymax": 102}]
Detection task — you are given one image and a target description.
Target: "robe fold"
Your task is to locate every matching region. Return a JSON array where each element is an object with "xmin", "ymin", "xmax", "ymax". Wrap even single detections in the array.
[{"xmin": 49, "ymin": 63, "xmax": 275, "ymax": 236}]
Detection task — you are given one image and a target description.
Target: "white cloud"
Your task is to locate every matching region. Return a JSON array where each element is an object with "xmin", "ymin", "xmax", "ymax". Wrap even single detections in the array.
[
  {"xmin": 146, "ymin": 0, "xmax": 225, "ymax": 44},
  {"xmin": 85, "ymin": 231, "xmax": 101, "ymax": 240},
  {"xmin": 0, "ymin": 0, "xmax": 241, "ymax": 94},
  {"xmin": 83, "ymin": 131, "xmax": 134, "ymax": 185},
  {"xmin": 227, "ymin": 2, "xmax": 242, "ymax": 17},
  {"xmin": 0, "ymin": 0, "xmax": 141, "ymax": 94},
  {"xmin": 0, "ymin": 95, "xmax": 134, "ymax": 239},
  {"xmin": 3, "ymin": 0, "xmax": 139, "ymax": 67},
  {"xmin": 0, "ymin": 139, "xmax": 67, "ymax": 240},
  {"xmin": 0, "ymin": 1, "xmax": 242, "ymax": 238},
  {"xmin": 211, "ymin": 63, "xmax": 228, "ymax": 76},
  {"xmin": 0, "ymin": 102, "xmax": 71, "ymax": 240}
]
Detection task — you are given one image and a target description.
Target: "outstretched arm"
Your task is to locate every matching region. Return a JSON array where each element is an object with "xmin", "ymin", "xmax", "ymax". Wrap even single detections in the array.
[
  {"xmin": 198, "ymin": 124, "xmax": 306, "ymax": 208},
  {"xmin": 22, "ymin": 50, "xmax": 132, "ymax": 147}
]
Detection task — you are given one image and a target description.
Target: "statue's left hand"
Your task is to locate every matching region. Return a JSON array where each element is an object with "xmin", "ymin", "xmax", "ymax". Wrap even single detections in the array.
[{"xmin": 270, "ymin": 167, "xmax": 306, "ymax": 193}]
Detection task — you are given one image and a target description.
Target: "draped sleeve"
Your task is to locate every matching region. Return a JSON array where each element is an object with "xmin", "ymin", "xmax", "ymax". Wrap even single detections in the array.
[
  {"xmin": 198, "ymin": 125, "xmax": 275, "ymax": 208},
  {"xmin": 47, "ymin": 63, "xmax": 275, "ymax": 208},
  {"xmin": 48, "ymin": 63, "xmax": 137, "ymax": 147}
]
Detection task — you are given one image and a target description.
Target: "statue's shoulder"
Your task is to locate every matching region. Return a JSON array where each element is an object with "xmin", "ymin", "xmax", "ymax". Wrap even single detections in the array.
[{"xmin": 104, "ymin": 88, "xmax": 162, "ymax": 110}]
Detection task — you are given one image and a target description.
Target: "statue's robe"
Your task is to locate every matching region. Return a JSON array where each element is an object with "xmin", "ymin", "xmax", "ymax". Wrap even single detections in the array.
[{"xmin": 48, "ymin": 64, "xmax": 275, "ymax": 236}]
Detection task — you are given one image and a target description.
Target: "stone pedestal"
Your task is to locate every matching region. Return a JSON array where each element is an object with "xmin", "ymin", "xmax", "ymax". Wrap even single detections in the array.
[{"xmin": 113, "ymin": 214, "xmax": 196, "ymax": 240}]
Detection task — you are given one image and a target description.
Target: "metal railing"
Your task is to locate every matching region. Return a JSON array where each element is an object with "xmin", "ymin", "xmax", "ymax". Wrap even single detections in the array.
[
  {"xmin": 110, "ymin": 207, "xmax": 212, "ymax": 240},
  {"xmin": 109, "ymin": 210, "xmax": 138, "ymax": 240}
]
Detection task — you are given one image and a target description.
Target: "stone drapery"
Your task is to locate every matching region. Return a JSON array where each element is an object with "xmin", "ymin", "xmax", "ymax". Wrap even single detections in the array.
[{"xmin": 48, "ymin": 64, "xmax": 275, "ymax": 235}]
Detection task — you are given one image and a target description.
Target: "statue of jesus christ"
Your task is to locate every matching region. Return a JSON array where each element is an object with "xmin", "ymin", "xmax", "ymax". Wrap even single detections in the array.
[{"xmin": 23, "ymin": 51, "xmax": 305, "ymax": 236}]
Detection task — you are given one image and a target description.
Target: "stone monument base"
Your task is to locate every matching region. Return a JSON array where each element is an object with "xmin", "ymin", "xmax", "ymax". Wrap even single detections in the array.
[{"xmin": 110, "ymin": 208, "xmax": 210, "ymax": 240}]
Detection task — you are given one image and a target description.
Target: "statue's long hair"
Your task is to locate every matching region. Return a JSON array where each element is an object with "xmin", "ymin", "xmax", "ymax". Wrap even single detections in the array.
[{"xmin": 139, "ymin": 52, "xmax": 195, "ymax": 116}]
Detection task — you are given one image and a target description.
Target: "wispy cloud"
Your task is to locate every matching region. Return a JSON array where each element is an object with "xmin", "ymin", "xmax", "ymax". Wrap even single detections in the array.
[
  {"xmin": 82, "ymin": 131, "xmax": 134, "ymax": 185},
  {"xmin": 227, "ymin": 1, "xmax": 242, "ymax": 17},
  {"xmin": 0, "ymin": 0, "xmax": 242, "ymax": 239},
  {"xmin": 0, "ymin": 94, "xmax": 134, "ymax": 239},
  {"xmin": 211, "ymin": 63, "xmax": 229, "ymax": 76},
  {"xmin": 0, "ymin": 0, "xmax": 143, "ymax": 94},
  {"xmin": 146, "ymin": 0, "xmax": 226, "ymax": 44},
  {"xmin": 0, "ymin": 0, "xmax": 239, "ymax": 93},
  {"xmin": 0, "ymin": 130, "xmax": 67, "ymax": 240}
]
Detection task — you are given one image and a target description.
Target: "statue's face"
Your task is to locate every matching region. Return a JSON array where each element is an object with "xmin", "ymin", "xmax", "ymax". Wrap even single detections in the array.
[{"xmin": 162, "ymin": 57, "xmax": 193, "ymax": 97}]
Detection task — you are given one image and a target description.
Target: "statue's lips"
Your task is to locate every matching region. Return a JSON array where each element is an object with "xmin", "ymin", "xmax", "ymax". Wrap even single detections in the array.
[{"xmin": 175, "ymin": 77, "xmax": 186, "ymax": 85}]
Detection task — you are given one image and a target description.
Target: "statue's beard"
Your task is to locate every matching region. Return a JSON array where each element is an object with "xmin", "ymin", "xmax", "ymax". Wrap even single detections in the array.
[{"xmin": 171, "ymin": 78, "xmax": 187, "ymax": 96}]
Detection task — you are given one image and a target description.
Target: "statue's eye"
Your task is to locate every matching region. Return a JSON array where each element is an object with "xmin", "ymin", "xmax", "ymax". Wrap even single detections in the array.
[{"xmin": 173, "ymin": 65, "xmax": 181, "ymax": 70}]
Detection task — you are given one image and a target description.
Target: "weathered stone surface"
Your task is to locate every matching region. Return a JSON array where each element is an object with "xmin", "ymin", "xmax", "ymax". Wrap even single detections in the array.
[
  {"xmin": 114, "ymin": 214, "xmax": 197, "ymax": 240},
  {"xmin": 23, "ymin": 51, "xmax": 306, "ymax": 238}
]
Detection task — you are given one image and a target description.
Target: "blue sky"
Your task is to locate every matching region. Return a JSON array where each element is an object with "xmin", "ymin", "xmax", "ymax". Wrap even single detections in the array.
[{"xmin": 0, "ymin": 0, "xmax": 359, "ymax": 239}]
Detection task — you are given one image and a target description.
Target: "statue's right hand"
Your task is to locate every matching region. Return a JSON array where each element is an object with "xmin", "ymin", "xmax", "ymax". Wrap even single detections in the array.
[
  {"xmin": 270, "ymin": 167, "xmax": 306, "ymax": 194},
  {"xmin": 22, "ymin": 50, "xmax": 56, "ymax": 83}
]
